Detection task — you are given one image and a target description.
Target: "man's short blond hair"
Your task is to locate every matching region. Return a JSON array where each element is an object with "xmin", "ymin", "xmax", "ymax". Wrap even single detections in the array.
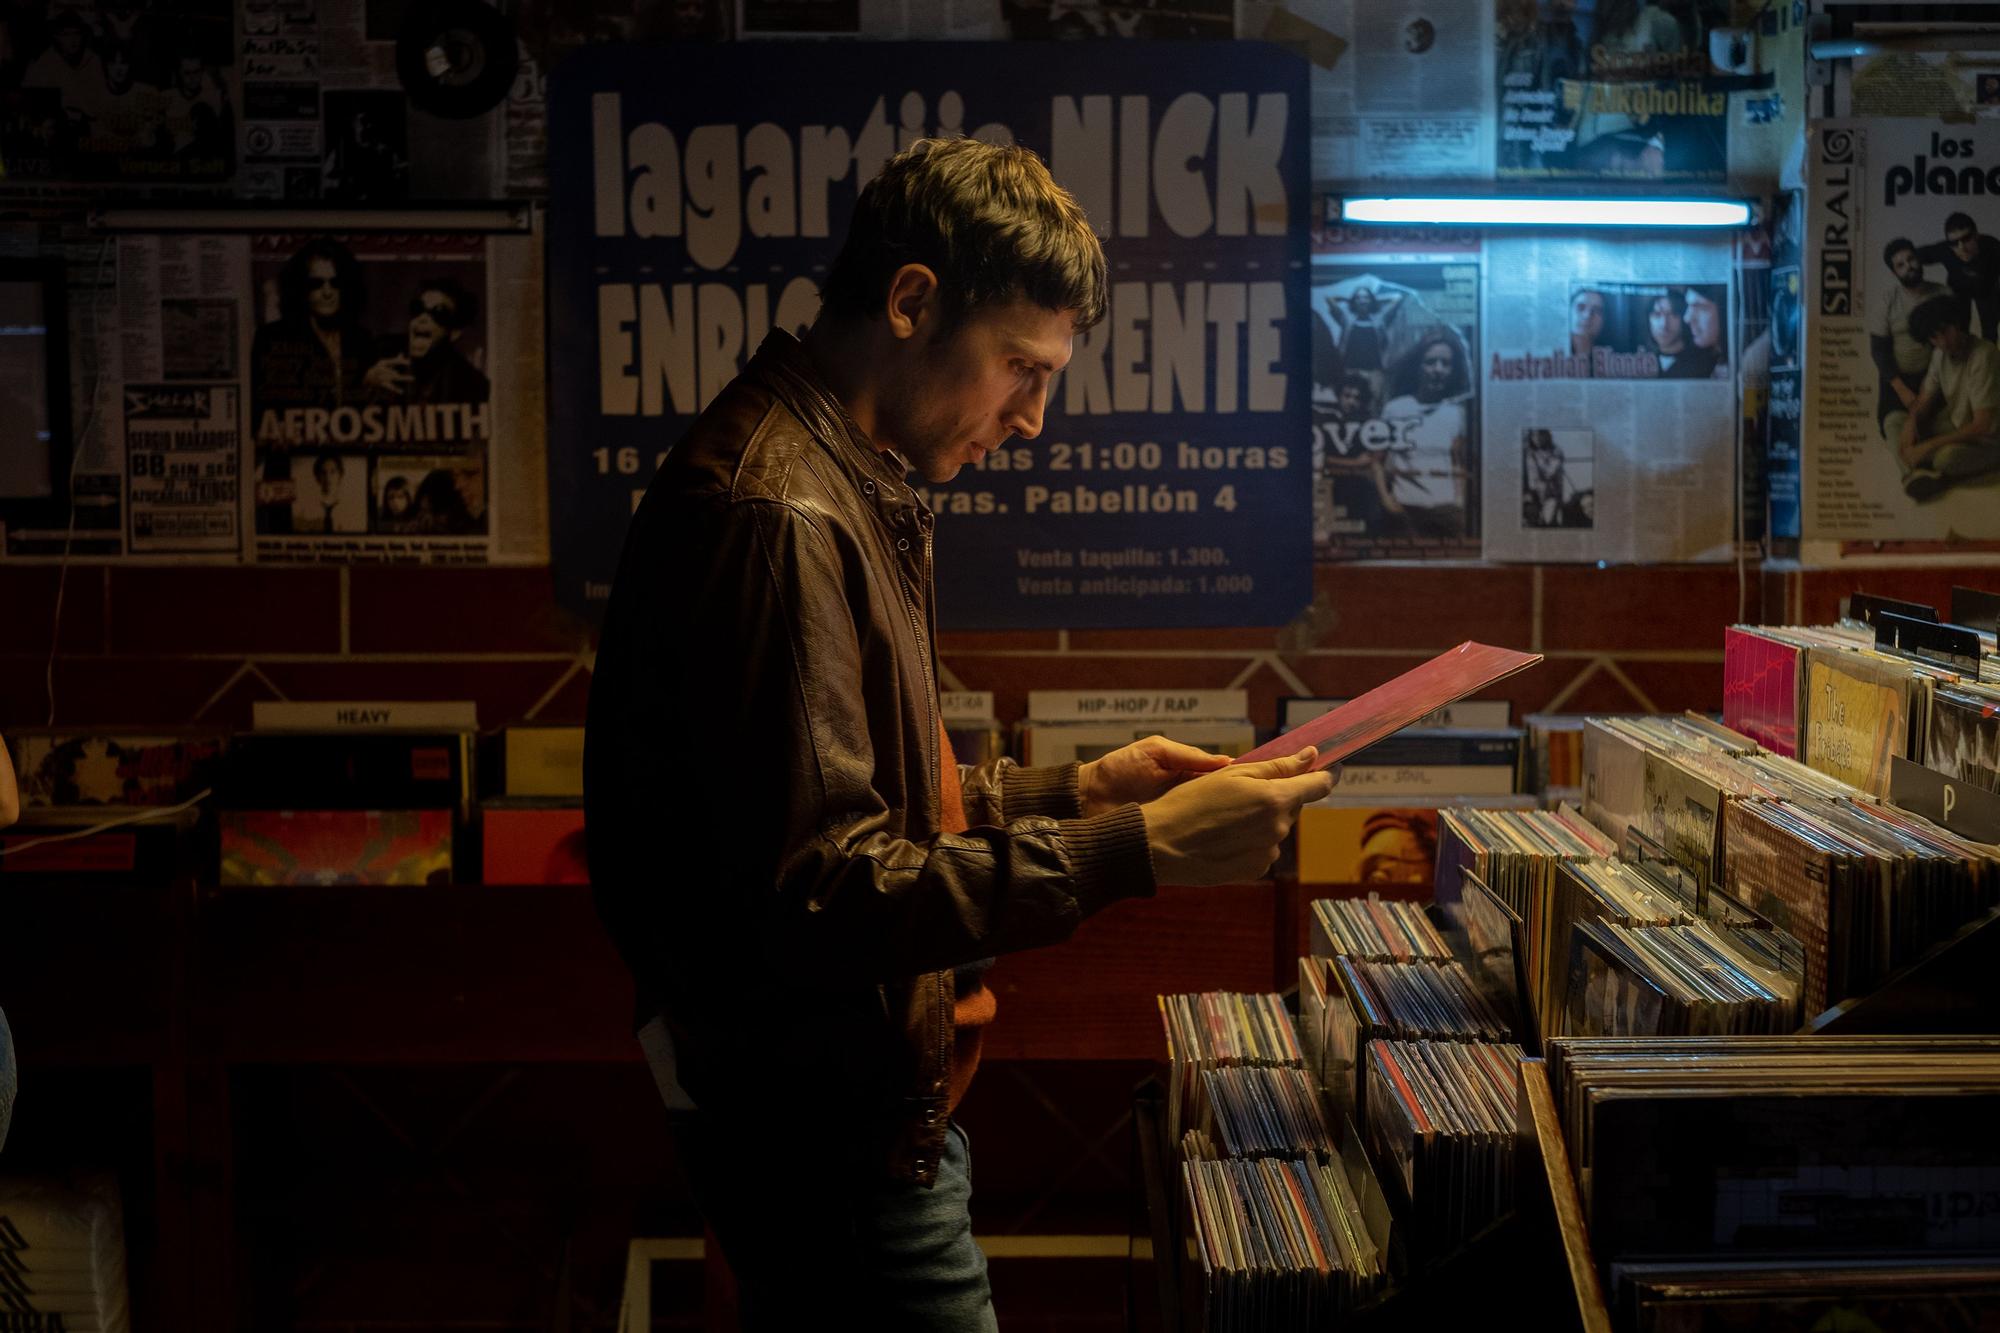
[{"xmin": 821, "ymin": 137, "xmax": 1108, "ymax": 333}]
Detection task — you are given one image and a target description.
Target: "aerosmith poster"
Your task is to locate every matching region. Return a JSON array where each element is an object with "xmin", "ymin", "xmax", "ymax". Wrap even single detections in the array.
[{"xmin": 248, "ymin": 232, "xmax": 496, "ymax": 562}]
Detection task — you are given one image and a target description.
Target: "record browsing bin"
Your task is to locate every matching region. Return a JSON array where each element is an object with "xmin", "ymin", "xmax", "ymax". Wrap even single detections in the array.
[{"xmin": 1153, "ymin": 591, "xmax": 2000, "ymax": 1328}]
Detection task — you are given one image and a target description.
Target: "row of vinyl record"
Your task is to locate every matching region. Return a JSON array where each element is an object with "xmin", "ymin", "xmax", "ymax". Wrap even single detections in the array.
[
  {"xmin": 1558, "ymin": 710, "xmax": 2000, "ymax": 1021},
  {"xmin": 1, "ymin": 725, "xmax": 587, "ymax": 885},
  {"xmin": 1550, "ymin": 1035, "xmax": 2000, "ymax": 1330},
  {"xmin": 1433, "ymin": 805, "xmax": 1812, "ymax": 1045},
  {"xmin": 1723, "ymin": 593, "xmax": 2000, "ymax": 807},
  {"xmin": 5, "ymin": 720, "xmax": 582, "ymax": 812},
  {"xmin": 0, "ymin": 802, "xmax": 587, "ymax": 888},
  {"xmin": 1160, "ymin": 975, "xmax": 2000, "ymax": 1326}
]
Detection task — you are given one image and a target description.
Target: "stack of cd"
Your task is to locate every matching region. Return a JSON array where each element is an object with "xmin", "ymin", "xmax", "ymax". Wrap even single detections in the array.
[
  {"xmin": 1334, "ymin": 957, "xmax": 1514, "ymax": 1043},
  {"xmin": 1159, "ymin": 992, "xmax": 1302, "ymax": 1144},
  {"xmin": 1364, "ymin": 1039, "xmax": 1526, "ymax": 1259},
  {"xmin": 1320, "ymin": 957, "xmax": 1514, "ymax": 1124},
  {"xmin": 1189, "ymin": 1065, "xmax": 1336, "ymax": 1160},
  {"xmin": 1182, "ymin": 1154, "xmax": 1387, "ymax": 1329},
  {"xmin": 1434, "ymin": 806, "xmax": 1616, "ymax": 917},
  {"xmin": 1310, "ymin": 895, "xmax": 1453, "ymax": 962}
]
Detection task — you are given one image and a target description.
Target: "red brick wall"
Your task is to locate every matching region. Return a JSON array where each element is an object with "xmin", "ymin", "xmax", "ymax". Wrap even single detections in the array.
[{"xmin": 1, "ymin": 559, "xmax": 1975, "ymax": 734}]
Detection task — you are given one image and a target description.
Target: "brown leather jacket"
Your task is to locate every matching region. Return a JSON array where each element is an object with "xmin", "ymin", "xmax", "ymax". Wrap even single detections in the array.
[{"xmin": 585, "ymin": 331, "xmax": 1155, "ymax": 1185}]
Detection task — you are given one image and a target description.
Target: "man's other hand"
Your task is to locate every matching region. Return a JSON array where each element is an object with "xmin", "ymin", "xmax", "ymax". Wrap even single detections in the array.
[
  {"xmin": 1079, "ymin": 735, "xmax": 1232, "ymax": 815},
  {"xmin": 1140, "ymin": 747, "xmax": 1336, "ymax": 887}
]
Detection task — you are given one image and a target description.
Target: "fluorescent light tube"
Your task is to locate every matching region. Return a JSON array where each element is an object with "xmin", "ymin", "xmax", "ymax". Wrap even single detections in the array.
[
  {"xmin": 1340, "ymin": 197, "xmax": 1751, "ymax": 228},
  {"xmin": 90, "ymin": 205, "xmax": 533, "ymax": 233}
]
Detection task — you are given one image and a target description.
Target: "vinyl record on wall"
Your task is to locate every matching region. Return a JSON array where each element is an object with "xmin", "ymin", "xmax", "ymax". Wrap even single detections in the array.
[{"xmin": 396, "ymin": 0, "xmax": 518, "ymax": 119}]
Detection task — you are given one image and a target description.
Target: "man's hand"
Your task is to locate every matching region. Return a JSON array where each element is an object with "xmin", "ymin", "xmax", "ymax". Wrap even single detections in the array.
[
  {"xmin": 1902, "ymin": 435, "xmax": 1939, "ymax": 469},
  {"xmin": 1141, "ymin": 747, "xmax": 1336, "ymax": 887},
  {"xmin": 1078, "ymin": 735, "xmax": 1231, "ymax": 816},
  {"xmin": 1894, "ymin": 379, "xmax": 1918, "ymax": 409}
]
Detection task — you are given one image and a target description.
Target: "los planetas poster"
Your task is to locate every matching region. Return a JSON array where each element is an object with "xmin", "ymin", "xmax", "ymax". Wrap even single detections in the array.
[
  {"xmin": 547, "ymin": 42, "xmax": 1311, "ymax": 628},
  {"xmin": 1806, "ymin": 121, "xmax": 2000, "ymax": 543}
]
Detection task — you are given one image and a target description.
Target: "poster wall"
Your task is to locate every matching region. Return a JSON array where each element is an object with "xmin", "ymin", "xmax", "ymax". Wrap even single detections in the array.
[
  {"xmin": 1480, "ymin": 234, "xmax": 1737, "ymax": 562},
  {"xmin": 1310, "ymin": 227, "xmax": 1481, "ymax": 560},
  {"xmin": 248, "ymin": 232, "xmax": 497, "ymax": 563},
  {"xmin": 547, "ymin": 42, "xmax": 1311, "ymax": 628},
  {"xmin": 1805, "ymin": 121, "xmax": 2000, "ymax": 543}
]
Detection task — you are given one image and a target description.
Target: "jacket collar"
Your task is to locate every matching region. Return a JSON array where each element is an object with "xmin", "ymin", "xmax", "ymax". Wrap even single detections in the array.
[{"xmin": 748, "ymin": 330, "xmax": 930, "ymax": 528}]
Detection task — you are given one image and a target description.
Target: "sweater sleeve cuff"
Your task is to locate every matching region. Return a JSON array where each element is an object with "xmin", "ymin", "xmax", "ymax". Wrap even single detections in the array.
[
  {"xmin": 1002, "ymin": 762, "xmax": 1085, "ymax": 821},
  {"xmin": 1058, "ymin": 803, "xmax": 1156, "ymax": 916}
]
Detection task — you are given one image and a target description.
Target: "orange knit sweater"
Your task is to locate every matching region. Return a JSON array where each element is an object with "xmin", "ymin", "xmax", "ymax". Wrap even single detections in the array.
[{"xmin": 937, "ymin": 727, "xmax": 997, "ymax": 1112}]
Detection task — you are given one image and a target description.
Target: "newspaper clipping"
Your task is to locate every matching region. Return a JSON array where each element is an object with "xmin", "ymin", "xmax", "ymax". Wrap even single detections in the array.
[
  {"xmin": 1804, "ymin": 121, "xmax": 2000, "ymax": 542},
  {"xmin": 1246, "ymin": 0, "xmax": 1492, "ymax": 181},
  {"xmin": 113, "ymin": 233, "xmax": 245, "ymax": 558},
  {"xmin": 1834, "ymin": 24, "xmax": 2000, "ymax": 122},
  {"xmin": 124, "ymin": 384, "xmax": 240, "ymax": 554},
  {"xmin": 1311, "ymin": 228, "xmax": 1481, "ymax": 560},
  {"xmin": 1495, "ymin": 0, "xmax": 1728, "ymax": 184},
  {"xmin": 249, "ymin": 233, "xmax": 496, "ymax": 562},
  {"xmin": 1481, "ymin": 234, "xmax": 1737, "ymax": 562}
]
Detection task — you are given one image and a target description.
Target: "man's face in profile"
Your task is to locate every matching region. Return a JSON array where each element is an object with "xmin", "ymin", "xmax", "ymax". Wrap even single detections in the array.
[{"xmin": 885, "ymin": 293, "xmax": 1075, "ymax": 485}]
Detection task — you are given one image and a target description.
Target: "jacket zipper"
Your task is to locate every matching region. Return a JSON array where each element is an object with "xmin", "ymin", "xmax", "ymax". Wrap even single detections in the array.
[{"xmin": 898, "ymin": 519, "xmax": 949, "ymax": 1114}]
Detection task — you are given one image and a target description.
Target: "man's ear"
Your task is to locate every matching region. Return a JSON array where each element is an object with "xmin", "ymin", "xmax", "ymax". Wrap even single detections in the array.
[{"xmin": 884, "ymin": 264, "xmax": 940, "ymax": 342}]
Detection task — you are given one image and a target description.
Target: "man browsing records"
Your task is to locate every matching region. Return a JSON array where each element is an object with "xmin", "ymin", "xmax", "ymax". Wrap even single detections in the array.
[
  {"xmin": 584, "ymin": 138, "xmax": 1333, "ymax": 1330},
  {"xmin": 1894, "ymin": 294, "xmax": 2000, "ymax": 502}
]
